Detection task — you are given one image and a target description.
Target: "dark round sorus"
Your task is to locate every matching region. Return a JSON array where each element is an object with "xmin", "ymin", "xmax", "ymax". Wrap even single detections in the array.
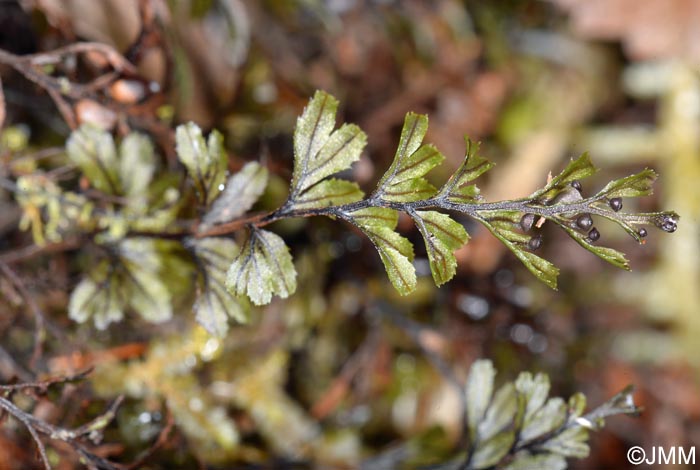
[
  {"xmin": 520, "ymin": 213, "xmax": 536, "ymax": 232},
  {"xmin": 527, "ymin": 235, "xmax": 543, "ymax": 251},
  {"xmin": 609, "ymin": 197, "xmax": 623, "ymax": 212},
  {"xmin": 638, "ymin": 228, "xmax": 648, "ymax": 238},
  {"xmin": 588, "ymin": 227, "xmax": 600, "ymax": 242},
  {"xmin": 571, "ymin": 181, "xmax": 582, "ymax": 192},
  {"xmin": 576, "ymin": 214, "xmax": 593, "ymax": 230}
]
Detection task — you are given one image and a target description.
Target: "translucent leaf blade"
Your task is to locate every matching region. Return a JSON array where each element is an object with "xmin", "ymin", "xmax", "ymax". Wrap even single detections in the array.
[
  {"xmin": 192, "ymin": 237, "xmax": 248, "ymax": 336},
  {"xmin": 68, "ymin": 260, "xmax": 126, "ymax": 330},
  {"xmin": 596, "ymin": 168, "xmax": 657, "ymax": 199},
  {"xmin": 376, "ymin": 112, "xmax": 430, "ymax": 190},
  {"xmin": 293, "ymin": 179, "xmax": 364, "ymax": 210},
  {"xmin": 479, "ymin": 219, "xmax": 559, "ymax": 289},
  {"xmin": 347, "ymin": 207, "xmax": 399, "ymax": 230},
  {"xmin": 568, "ymin": 393, "xmax": 587, "ymax": 419},
  {"xmin": 66, "ymin": 125, "xmax": 121, "ymax": 194},
  {"xmin": 292, "ymin": 90, "xmax": 339, "ymax": 193},
  {"xmin": 361, "ymin": 225, "xmax": 416, "ymax": 295},
  {"xmin": 414, "ymin": 211, "xmax": 469, "ymax": 285},
  {"xmin": 478, "ymin": 383, "xmax": 518, "ymax": 441},
  {"xmin": 471, "ymin": 431, "xmax": 516, "ymax": 469},
  {"xmin": 538, "ymin": 426, "xmax": 590, "ymax": 458},
  {"xmin": 226, "ymin": 228, "xmax": 297, "ymax": 305},
  {"xmin": 504, "ymin": 453, "xmax": 567, "ymax": 470},
  {"xmin": 119, "ymin": 238, "xmax": 173, "ymax": 324},
  {"xmin": 381, "ymin": 178, "xmax": 437, "ymax": 202},
  {"xmin": 119, "ymin": 132, "xmax": 155, "ymax": 197},
  {"xmin": 126, "ymin": 265, "xmax": 173, "ymax": 324},
  {"xmin": 175, "ymin": 123, "xmax": 227, "ymax": 205},
  {"xmin": 439, "ymin": 138, "xmax": 494, "ymax": 202},
  {"xmin": 465, "ymin": 359, "xmax": 496, "ymax": 442},
  {"xmin": 387, "ymin": 144, "xmax": 444, "ymax": 186},
  {"xmin": 300, "ymin": 123, "xmax": 366, "ymax": 192},
  {"xmin": 519, "ymin": 397, "xmax": 567, "ymax": 443},
  {"xmin": 515, "ymin": 372, "xmax": 551, "ymax": 424},
  {"xmin": 559, "ymin": 225, "xmax": 630, "ymax": 270},
  {"xmin": 202, "ymin": 162, "xmax": 269, "ymax": 228},
  {"xmin": 535, "ymin": 153, "xmax": 598, "ymax": 198}
]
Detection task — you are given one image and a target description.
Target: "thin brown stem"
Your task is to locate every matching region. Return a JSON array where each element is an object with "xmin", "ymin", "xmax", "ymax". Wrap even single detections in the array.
[
  {"xmin": 0, "ymin": 43, "xmax": 135, "ymax": 130},
  {"xmin": 0, "ymin": 389, "xmax": 124, "ymax": 470},
  {"xmin": 0, "ymin": 237, "xmax": 82, "ymax": 264}
]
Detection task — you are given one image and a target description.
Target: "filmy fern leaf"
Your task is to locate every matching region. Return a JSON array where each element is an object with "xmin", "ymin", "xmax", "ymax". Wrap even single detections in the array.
[
  {"xmin": 175, "ymin": 122, "xmax": 227, "ymax": 206},
  {"xmin": 460, "ymin": 359, "xmax": 640, "ymax": 469},
  {"xmin": 201, "ymin": 161, "xmax": 269, "ymax": 229},
  {"xmin": 225, "ymin": 227, "xmax": 297, "ymax": 305},
  {"xmin": 288, "ymin": 90, "xmax": 366, "ymax": 208},
  {"xmin": 191, "ymin": 237, "xmax": 248, "ymax": 337},
  {"xmin": 374, "ymin": 112, "xmax": 444, "ymax": 202}
]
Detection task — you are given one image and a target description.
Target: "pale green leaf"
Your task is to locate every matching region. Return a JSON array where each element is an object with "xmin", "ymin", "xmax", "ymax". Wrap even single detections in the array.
[
  {"xmin": 290, "ymin": 91, "xmax": 366, "ymax": 197},
  {"xmin": 471, "ymin": 431, "xmax": 516, "ymax": 469},
  {"xmin": 192, "ymin": 237, "xmax": 248, "ymax": 336},
  {"xmin": 118, "ymin": 238, "xmax": 162, "ymax": 271},
  {"xmin": 347, "ymin": 207, "xmax": 399, "ymax": 229},
  {"xmin": 532, "ymin": 153, "xmax": 597, "ymax": 199},
  {"xmin": 568, "ymin": 393, "xmax": 587, "ymax": 419},
  {"xmin": 346, "ymin": 207, "xmax": 415, "ymax": 294},
  {"xmin": 413, "ymin": 211, "xmax": 468, "ymax": 285},
  {"xmin": 126, "ymin": 264, "xmax": 173, "ymax": 324},
  {"xmin": 479, "ymin": 218, "xmax": 559, "ymax": 289},
  {"xmin": 119, "ymin": 238, "xmax": 173, "ymax": 323},
  {"xmin": 375, "ymin": 113, "xmax": 444, "ymax": 200},
  {"xmin": 66, "ymin": 124, "xmax": 120, "ymax": 194},
  {"xmin": 377, "ymin": 112, "xmax": 430, "ymax": 188},
  {"xmin": 515, "ymin": 250, "xmax": 558, "ymax": 289},
  {"xmin": 292, "ymin": 91, "xmax": 338, "ymax": 190},
  {"xmin": 226, "ymin": 228, "xmax": 297, "ymax": 305},
  {"xmin": 362, "ymin": 225, "xmax": 416, "ymax": 295},
  {"xmin": 596, "ymin": 168, "xmax": 657, "ymax": 199},
  {"xmin": 438, "ymin": 138, "xmax": 494, "ymax": 202},
  {"xmin": 381, "ymin": 178, "xmax": 438, "ymax": 202},
  {"xmin": 539, "ymin": 426, "xmax": 590, "ymax": 458},
  {"xmin": 292, "ymin": 178, "xmax": 364, "ymax": 210},
  {"xmin": 503, "ymin": 453, "xmax": 567, "ymax": 470},
  {"xmin": 175, "ymin": 122, "xmax": 227, "ymax": 205},
  {"xmin": 465, "ymin": 359, "xmax": 496, "ymax": 442},
  {"xmin": 515, "ymin": 372, "xmax": 551, "ymax": 424},
  {"xmin": 68, "ymin": 260, "xmax": 126, "ymax": 330},
  {"xmin": 520, "ymin": 398, "xmax": 567, "ymax": 443},
  {"xmin": 202, "ymin": 162, "xmax": 269, "ymax": 228},
  {"xmin": 559, "ymin": 225, "xmax": 630, "ymax": 270},
  {"xmin": 299, "ymin": 123, "xmax": 367, "ymax": 192},
  {"xmin": 478, "ymin": 383, "xmax": 518, "ymax": 441},
  {"xmin": 119, "ymin": 132, "xmax": 155, "ymax": 197},
  {"xmin": 382, "ymin": 143, "xmax": 444, "ymax": 187}
]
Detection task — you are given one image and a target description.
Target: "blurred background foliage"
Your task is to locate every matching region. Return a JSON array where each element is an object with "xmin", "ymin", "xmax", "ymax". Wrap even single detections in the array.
[{"xmin": 0, "ymin": 0, "xmax": 698, "ymax": 468}]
